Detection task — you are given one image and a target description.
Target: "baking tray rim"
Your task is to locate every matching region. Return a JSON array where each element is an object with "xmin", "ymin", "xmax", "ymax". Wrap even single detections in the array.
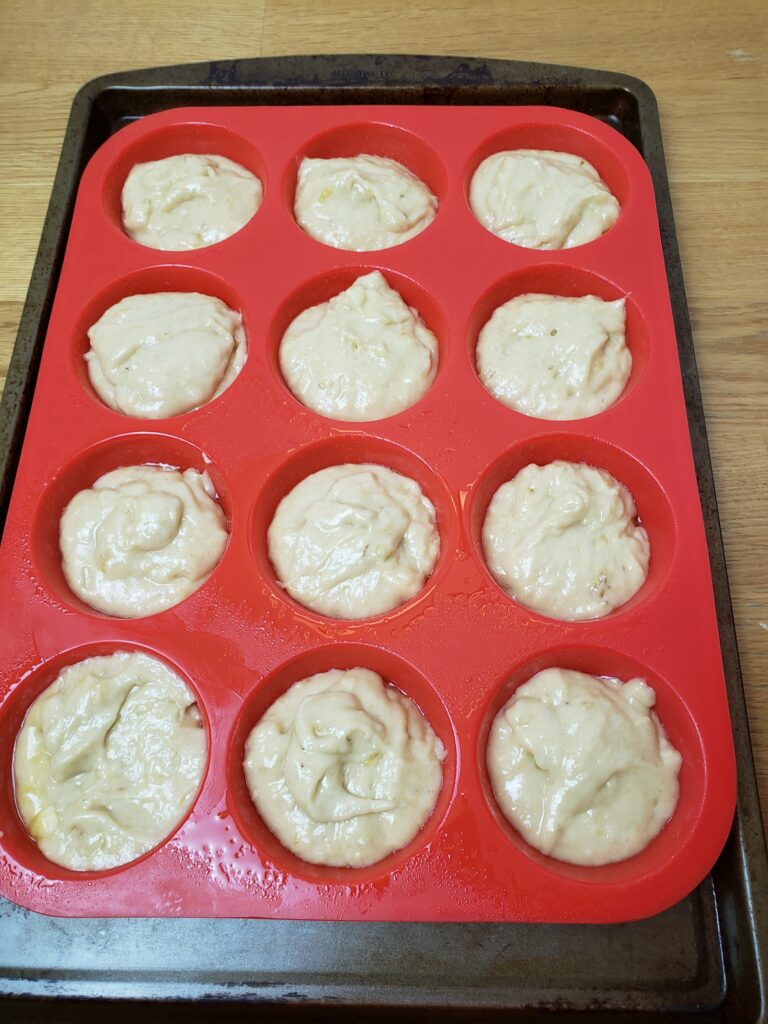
[{"xmin": 0, "ymin": 52, "xmax": 765, "ymax": 1020}]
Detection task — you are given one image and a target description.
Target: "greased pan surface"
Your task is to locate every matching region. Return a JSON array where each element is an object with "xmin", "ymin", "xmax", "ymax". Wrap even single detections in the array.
[
  {"xmin": 0, "ymin": 101, "xmax": 736, "ymax": 922},
  {"xmin": 0, "ymin": 58, "xmax": 765, "ymax": 1024}
]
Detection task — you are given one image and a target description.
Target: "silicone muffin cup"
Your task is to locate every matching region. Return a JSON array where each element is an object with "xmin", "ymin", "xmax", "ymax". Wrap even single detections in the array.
[{"xmin": 0, "ymin": 104, "xmax": 735, "ymax": 923}]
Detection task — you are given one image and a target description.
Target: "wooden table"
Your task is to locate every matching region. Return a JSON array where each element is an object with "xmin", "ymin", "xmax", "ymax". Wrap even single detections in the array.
[{"xmin": 1, "ymin": 0, "xmax": 766, "ymax": 823}]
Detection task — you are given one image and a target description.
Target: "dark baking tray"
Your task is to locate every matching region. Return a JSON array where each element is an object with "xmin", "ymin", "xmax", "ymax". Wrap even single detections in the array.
[{"xmin": 0, "ymin": 54, "xmax": 765, "ymax": 1022}]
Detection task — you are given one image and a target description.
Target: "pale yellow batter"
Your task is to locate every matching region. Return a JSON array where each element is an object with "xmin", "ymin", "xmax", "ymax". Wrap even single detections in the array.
[
  {"xmin": 470, "ymin": 149, "xmax": 619, "ymax": 249},
  {"xmin": 14, "ymin": 651, "xmax": 206, "ymax": 872},
  {"xmin": 268, "ymin": 463, "xmax": 439, "ymax": 619},
  {"xmin": 243, "ymin": 667, "xmax": 445, "ymax": 867},
  {"xmin": 477, "ymin": 294, "xmax": 630, "ymax": 419},
  {"xmin": 60, "ymin": 465, "xmax": 228, "ymax": 618},
  {"xmin": 294, "ymin": 154, "xmax": 437, "ymax": 251},
  {"xmin": 122, "ymin": 153, "xmax": 262, "ymax": 250},
  {"xmin": 482, "ymin": 460, "xmax": 650, "ymax": 620},
  {"xmin": 86, "ymin": 292, "xmax": 246, "ymax": 418},
  {"xmin": 487, "ymin": 667, "xmax": 681, "ymax": 865},
  {"xmin": 279, "ymin": 271, "xmax": 438, "ymax": 421}
]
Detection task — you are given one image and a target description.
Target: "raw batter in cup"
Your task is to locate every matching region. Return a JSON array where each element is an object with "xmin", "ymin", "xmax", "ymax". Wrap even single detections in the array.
[
  {"xmin": 268, "ymin": 463, "xmax": 439, "ymax": 619},
  {"xmin": 294, "ymin": 154, "xmax": 437, "ymax": 251},
  {"xmin": 59, "ymin": 465, "xmax": 228, "ymax": 618},
  {"xmin": 243, "ymin": 667, "xmax": 445, "ymax": 867},
  {"xmin": 121, "ymin": 153, "xmax": 262, "ymax": 250},
  {"xmin": 86, "ymin": 292, "xmax": 246, "ymax": 418},
  {"xmin": 482, "ymin": 460, "xmax": 650, "ymax": 620},
  {"xmin": 470, "ymin": 149, "xmax": 619, "ymax": 249},
  {"xmin": 487, "ymin": 667, "xmax": 681, "ymax": 866},
  {"xmin": 476, "ymin": 293, "xmax": 630, "ymax": 420},
  {"xmin": 279, "ymin": 271, "xmax": 438, "ymax": 421},
  {"xmin": 14, "ymin": 651, "xmax": 206, "ymax": 872}
]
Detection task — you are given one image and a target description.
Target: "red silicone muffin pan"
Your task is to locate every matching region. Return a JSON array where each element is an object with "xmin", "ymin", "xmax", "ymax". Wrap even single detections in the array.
[{"xmin": 0, "ymin": 105, "xmax": 736, "ymax": 923}]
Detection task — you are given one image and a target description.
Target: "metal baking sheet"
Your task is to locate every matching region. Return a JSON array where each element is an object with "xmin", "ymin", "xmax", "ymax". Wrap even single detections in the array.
[{"xmin": 0, "ymin": 54, "xmax": 765, "ymax": 1021}]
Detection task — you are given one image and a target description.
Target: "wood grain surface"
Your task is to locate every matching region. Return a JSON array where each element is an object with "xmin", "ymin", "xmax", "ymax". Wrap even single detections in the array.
[{"xmin": 1, "ymin": 0, "xmax": 766, "ymax": 824}]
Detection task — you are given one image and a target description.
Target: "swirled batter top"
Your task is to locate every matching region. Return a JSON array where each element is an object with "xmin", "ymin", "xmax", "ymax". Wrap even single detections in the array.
[
  {"xmin": 294, "ymin": 154, "xmax": 437, "ymax": 251},
  {"xmin": 476, "ymin": 294, "xmax": 630, "ymax": 420},
  {"xmin": 86, "ymin": 292, "xmax": 246, "ymax": 419},
  {"xmin": 14, "ymin": 651, "xmax": 206, "ymax": 872},
  {"xmin": 121, "ymin": 153, "xmax": 262, "ymax": 250},
  {"xmin": 60, "ymin": 465, "xmax": 228, "ymax": 617},
  {"xmin": 243, "ymin": 667, "xmax": 445, "ymax": 867},
  {"xmin": 267, "ymin": 463, "xmax": 439, "ymax": 620},
  {"xmin": 279, "ymin": 271, "xmax": 438, "ymax": 421},
  {"xmin": 487, "ymin": 667, "xmax": 681, "ymax": 865},
  {"xmin": 482, "ymin": 460, "xmax": 650, "ymax": 620},
  {"xmin": 469, "ymin": 149, "xmax": 619, "ymax": 249}
]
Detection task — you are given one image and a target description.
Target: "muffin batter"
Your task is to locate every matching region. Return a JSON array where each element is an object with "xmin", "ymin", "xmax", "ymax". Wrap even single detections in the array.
[
  {"xmin": 121, "ymin": 153, "xmax": 262, "ymax": 250},
  {"xmin": 294, "ymin": 154, "xmax": 437, "ymax": 251},
  {"xmin": 477, "ymin": 294, "xmax": 630, "ymax": 420},
  {"xmin": 60, "ymin": 465, "xmax": 228, "ymax": 618},
  {"xmin": 487, "ymin": 668, "xmax": 681, "ymax": 866},
  {"xmin": 86, "ymin": 292, "xmax": 246, "ymax": 419},
  {"xmin": 469, "ymin": 149, "xmax": 620, "ymax": 249},
  {"xmin": 14, "ymin": 651, "xmax": 206, "ymax": 872},
  {"xmin": 268, "ymin": 463, "xmax": 439, "ymax": 619},
  {"xmin": 279, "ymin": 271, "xmax": 438, "ymax": 421},
  {"xmin": 482, "ymin": 460, "xmax": 650, "ymax": 620},
  {"xmin": 243, "ymin": 667, "xmax": 445, "ymax": 867}
]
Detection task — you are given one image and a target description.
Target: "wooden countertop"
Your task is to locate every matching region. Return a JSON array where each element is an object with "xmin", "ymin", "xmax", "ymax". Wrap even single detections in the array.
[{"xmin": 1, "ymin": 1, "xmax": 766, "ymax": 825}]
